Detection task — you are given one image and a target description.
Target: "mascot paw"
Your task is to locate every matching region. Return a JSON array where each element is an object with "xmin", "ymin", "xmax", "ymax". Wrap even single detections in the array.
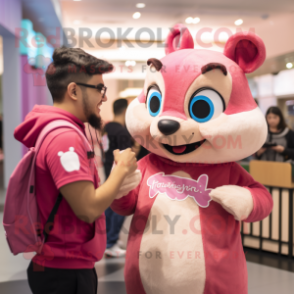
[
  {"xmin": 209, "ymin": 185, "xmax": 253, "ymax": 221},
  {"xmin": 116, "ymin": 170, "xmax": 142, "ymax": 199}
]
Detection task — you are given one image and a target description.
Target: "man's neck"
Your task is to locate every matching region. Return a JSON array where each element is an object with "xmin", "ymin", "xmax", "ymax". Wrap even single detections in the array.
[
  {"xmin": 113, "ymin": 115, "xmax": 125, "ymax": 126},
  {"xmin": 53, "ymin": 102, "xmax": 84, "ymax": 122}
]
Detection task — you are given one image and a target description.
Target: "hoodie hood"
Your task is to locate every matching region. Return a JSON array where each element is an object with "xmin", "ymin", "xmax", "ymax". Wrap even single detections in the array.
[{"xmin": 14, "ymin": 105, "xmax": 85, "ymax": 148}]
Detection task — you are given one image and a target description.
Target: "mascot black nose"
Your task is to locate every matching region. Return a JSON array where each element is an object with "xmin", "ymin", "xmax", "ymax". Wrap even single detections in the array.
[{"xmin": 158, "ymin": 119, "xmax": 180, "ymax": 136}]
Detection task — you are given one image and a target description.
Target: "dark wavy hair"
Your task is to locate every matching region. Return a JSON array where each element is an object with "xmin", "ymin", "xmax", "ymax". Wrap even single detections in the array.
[
  {"xmin": 266, "ymin": 106, "xmax": 287, "ymax": 131},
  {"xmin": 46, "ymin": 47, "xmax": 113, "ymax": 102}
]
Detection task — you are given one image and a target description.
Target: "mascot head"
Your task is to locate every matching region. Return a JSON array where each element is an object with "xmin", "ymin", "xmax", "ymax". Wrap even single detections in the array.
[{"xmin": 126, "ymin": 24, "xmax": 267, "ymax": 164}]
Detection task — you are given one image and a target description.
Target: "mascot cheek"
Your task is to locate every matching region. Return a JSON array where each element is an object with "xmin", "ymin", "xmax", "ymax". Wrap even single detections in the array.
[
  {"xmin": 198, "ymin": 114, "xmax": 229, "ymax": 141},
  {"xmin": 126, "ymin": 99, "xmax": 153, "ymax": 141}
]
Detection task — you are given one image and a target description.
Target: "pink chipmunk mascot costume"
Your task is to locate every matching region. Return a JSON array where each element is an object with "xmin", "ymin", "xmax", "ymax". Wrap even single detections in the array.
[{"xmin": 111, "ymin": 24, "xmax": 273, "ymax": 294}]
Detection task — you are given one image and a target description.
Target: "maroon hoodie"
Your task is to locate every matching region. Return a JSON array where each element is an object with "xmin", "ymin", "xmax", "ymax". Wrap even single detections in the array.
[{"xmin": 14, "ymin": 105, "xmax": 106, "ymax": 269}]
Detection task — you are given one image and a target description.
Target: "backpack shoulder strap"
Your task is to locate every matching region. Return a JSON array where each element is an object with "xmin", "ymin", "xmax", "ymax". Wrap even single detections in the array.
[
  {"xmin": 43, "ymin": 192, "xmax": 62, "ymax": 243},
  {"xmin": 35, "ymin": 120, "xmax": 92, "ymax": 153}
]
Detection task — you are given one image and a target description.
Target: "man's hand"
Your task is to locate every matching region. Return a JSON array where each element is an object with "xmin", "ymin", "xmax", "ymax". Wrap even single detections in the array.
[
  {"xmin": 113, "ymin": 148, "xmax": 137, "ymax": 175},
  {"xmin": 132, "ymin": 141, "xmax": 141, "ymax": 156}
]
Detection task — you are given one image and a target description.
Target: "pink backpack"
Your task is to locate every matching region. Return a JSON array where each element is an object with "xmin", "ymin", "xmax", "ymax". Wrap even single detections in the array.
[{"xmin": 3, "ymin": 120, "xmax": 94, "ymax": 255}]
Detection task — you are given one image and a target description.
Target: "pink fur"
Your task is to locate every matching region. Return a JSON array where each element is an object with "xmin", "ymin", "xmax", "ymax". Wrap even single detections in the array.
[
  {"xmin": 165, "ymin": 23, "xmax": 194, "ymax": 55},
  {"xmin": 223, "ymin": 32, "xmax": 266, "ymax": 73},
  {"xmin": 137, "ymin": 91, "xmax": 146, "ymax": 104},
  {"xmin": 159, "ymin": 110, "xmax": 187, "ymax": 120},
  {"xmin": 159, "ymin": 49, "xmax": 257, "ymax": 117},
  {"xmin": 142, "ymin": 27, "xmax": 266, "ymax": 117}
]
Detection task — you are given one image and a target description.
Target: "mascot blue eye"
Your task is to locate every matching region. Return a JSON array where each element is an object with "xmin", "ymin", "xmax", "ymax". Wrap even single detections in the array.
[
  {"xmin": 189, "ymin": 89, "xmax": 225, "ymax": 123},
  {"xmin": 147, "ymin": 89, "xmax": 162, "ymax": 117},
  {"xmin": 189, "ymin": 96, "xmax": 214, "ymax": 122}
]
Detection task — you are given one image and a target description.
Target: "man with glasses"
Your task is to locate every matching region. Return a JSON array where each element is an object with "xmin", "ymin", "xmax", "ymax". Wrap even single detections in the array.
[{"xmin": 14, "ymin": 47, "xmax": 140, "ymax": 294}]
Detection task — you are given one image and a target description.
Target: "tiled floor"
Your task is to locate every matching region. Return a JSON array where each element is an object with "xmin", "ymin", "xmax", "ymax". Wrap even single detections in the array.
[{"xmin": 1, "ymin": 209, "xmax": 294, "ymax": 294}]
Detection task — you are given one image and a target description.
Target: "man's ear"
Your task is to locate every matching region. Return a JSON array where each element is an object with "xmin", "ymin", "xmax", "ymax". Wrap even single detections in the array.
[
  {"xmin": 223, "ymin": 31, "xmax": 266, "ymax": 73},
  {"xmin": 68, "ymin": 82, "xmax": 78, "ymax": 101}
]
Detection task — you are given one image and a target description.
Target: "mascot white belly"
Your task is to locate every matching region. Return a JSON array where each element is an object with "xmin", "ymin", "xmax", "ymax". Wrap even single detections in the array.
[{"xmin": 139, "ymin": 172, "xmax": 206, "ymax": 294}]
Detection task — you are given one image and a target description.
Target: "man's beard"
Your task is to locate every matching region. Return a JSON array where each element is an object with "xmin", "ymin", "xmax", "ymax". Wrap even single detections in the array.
[{"xmin": 82, "ymin": 91, "xmax": 102, "ymax": 130}]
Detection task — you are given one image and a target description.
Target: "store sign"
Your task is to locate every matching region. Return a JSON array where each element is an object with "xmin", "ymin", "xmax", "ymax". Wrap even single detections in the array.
[{"xmin": 19, "ymin": 19, "xmax": 54, "ymax": 69}]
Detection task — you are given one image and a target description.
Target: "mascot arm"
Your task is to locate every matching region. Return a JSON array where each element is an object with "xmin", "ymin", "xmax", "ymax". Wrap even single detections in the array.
[
  {"xmin": 111, "ymin": 185, "xmax": 140, "ymax": 216},
  {"xmin": 114, "ymin": 170, "xmax": 142, "ymax": 200},
  {"xmin": 210, "ymin": 162, "xmax": 273, "ymax": 222},
  {"xmin": 110, "ymin": 156, "xmax": 148, "ymax": 216}
]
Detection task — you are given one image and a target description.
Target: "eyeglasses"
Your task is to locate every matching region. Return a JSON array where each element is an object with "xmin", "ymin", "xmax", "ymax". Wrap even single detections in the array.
[{"xmin": 76, "ymin": 83, "xmax": 107, "ymax": 98}]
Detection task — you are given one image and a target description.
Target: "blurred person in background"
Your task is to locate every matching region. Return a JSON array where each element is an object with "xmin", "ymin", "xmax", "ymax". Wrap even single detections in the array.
[
  {"xmin": 135, "ymin": 140, "xmax": 149, "ymax": 161},
  {"xmin": 103, "ymin": 98, "xmax": 139, "ymax": 257},
  {"xmin": 0, "ymin": 114, "xmax": 3, "ymax": 151},
  {"xmin": 256, "ymin": 106, "xmax": 294, "ymax": 162}
]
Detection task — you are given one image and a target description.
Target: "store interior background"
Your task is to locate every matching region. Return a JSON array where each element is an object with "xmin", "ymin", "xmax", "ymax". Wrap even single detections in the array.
[
  {"xmin": 57, "ymin": 0, "xmax": 294, "ymax": 126},
  {"xmin": 0, "ymin": 0, "xmax": 294, "ymax": 185},
  {"xmin": 0, "ymin": 36, "xmax": 2, "ymax": 115}
]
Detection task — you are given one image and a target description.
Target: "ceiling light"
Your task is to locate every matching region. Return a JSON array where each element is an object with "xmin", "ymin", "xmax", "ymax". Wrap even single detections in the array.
[
  {"xmin": 192, "ymin": 17, "xmax": 200, "ymax": 24},
  {"xmin": 235, "ymin": 19, "xmax": 243, "ymax": 26},
  {"xmin": 133, "ymin": 12, "xmax": 141, "ymax": 19},
  {"xmin": 136, "ymin": 3, "xmax": 145, "ymax": 8},
  {"xmin": 286, "ymin": 62, "xmax": 293, "ymax": 69},
  {"xmin": 185, "ymin": 17, "xmax": 193, "ymax": 24},
  {"xmin": 125, "ymin": 60, "xmax": 136, "ymax": 67}
]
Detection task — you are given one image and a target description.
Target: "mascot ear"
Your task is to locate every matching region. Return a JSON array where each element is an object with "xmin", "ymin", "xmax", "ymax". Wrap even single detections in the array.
[
  {"xmin": 165, "ymin": 24, "xmax": 194, "ymax": 55},
  {"xmin": 223, "ymin": 32, "xmax": 266, "ymax": 73}
]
